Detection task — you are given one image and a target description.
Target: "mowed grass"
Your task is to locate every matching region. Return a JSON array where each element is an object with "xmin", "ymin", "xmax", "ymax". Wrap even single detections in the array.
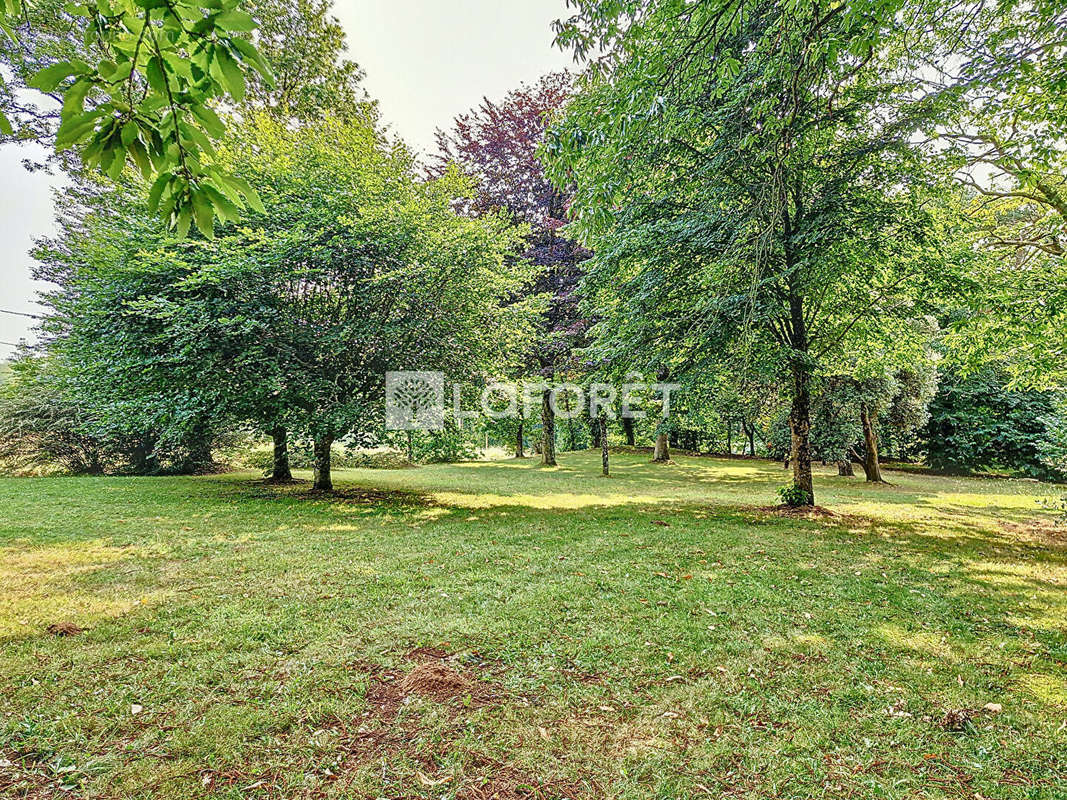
[{"xmin": 1, "ymin": 452, "xmax": 1065, "ymax": 799}]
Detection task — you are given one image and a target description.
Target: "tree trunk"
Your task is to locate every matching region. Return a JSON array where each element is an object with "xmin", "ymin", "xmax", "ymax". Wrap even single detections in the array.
[
  {"xmin": 788, "ymin": 362, "xmax": 815, "ymax": 506},
  {"xmin": 837, "ymin": 460, "xmax": 854, "ymax": 477},
  {"xmin": 860, "ymin": 403, "xmax": 884, "ymax": 483},
  {"xmin": 405, "ymin": 430, "xmax": 415, "ymax": 463},
  {"xmin": 726, "ymin": 421, "xmax": 732, "ymax": 456},
  {"xmin": 652, "ymin": 432, "xmax": 670, "ymax": 462},
  {"xmin": 621, "ymin": 416, "xmax": 635, "ymax": 446},
  {"xmin": 175, "ymin": 422, "xmax": 213, "ymax": 475},
  {"xmin": 515, "ymin": 420, "xmax": 525, "ymax": 458},
  {"xmin": 129, "ymin": 434, "xmax": 158, "ymax": 474},
  {"xmin": 312, "ymin": 435, "xmax": 333, "ymax": 491},
  {"xmin": 600, "ymin": 414, "xmax": 609, "ymax": 476},
  {"xmin": 561, "ymin": 386, "xmax": 577, "ymax": 451},
  {"xmin": 540, "ymin": 388, "xmax": 557, "ymax": 466},
  {"xmin": 746, "ymin": 423, "xmax": 756, "ymax": 457},
  {"xmin": 270, "ymin": 427, "xmax": 293, "ymax": 481}
]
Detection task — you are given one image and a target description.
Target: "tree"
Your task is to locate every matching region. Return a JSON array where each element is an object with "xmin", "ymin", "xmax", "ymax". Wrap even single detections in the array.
[
  {"xmin": 241, "ymin": 0, "xmax": 370, "ymax": 122},
  {"xmin": 434, "ymin": 73, "xmax": 592, "ymax": 467},
  {"xmin": 0, "ymin": 353, "xmax": 109, "ymax": 474},
  {"xmin": 212, "ymin": 115, "xmax": 527, "ymax": 490},
  {"xmin": 29, "ymin": 175, "xmax": 234, "ymax": 475},
  {"xmin": 26, "ymin": 114, "xmax": 529, "ymax": 486},
  {"xmin": 545, "ymin": 1, "xmax": 965, "ymax": 505},
  {"xmin": 881, "ymin": 360, "xmax": 939, "ymax": 462},
  {"xmin": 922, "ymin": 368, "xmax": 1065, "ymax": 480},
  {"xmin": 1, "ymin": 0, "xmax": 272, "ymax": 233},
  {"xmin": 915, "ymin": 1, "xmax": 1067, "ymax": 390}
]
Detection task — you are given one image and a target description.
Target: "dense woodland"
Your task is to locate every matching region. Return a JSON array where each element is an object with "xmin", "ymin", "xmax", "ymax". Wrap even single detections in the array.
[{"xmin": 0, "ymin": 0, "xmax": 1064, "ymax": 507}]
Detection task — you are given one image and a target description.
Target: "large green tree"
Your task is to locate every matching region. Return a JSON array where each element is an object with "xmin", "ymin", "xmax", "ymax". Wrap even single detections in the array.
[
  {"xmin": 545, "ymin": 0, "xmax": 966, "ymax": 505},
  {"xmin": 30, "ymin": 114, "xmax": 529, "ymax": 488},
  {"xmin": 213, "ymin": 115, "xmax": 528, "ymax": 489}
]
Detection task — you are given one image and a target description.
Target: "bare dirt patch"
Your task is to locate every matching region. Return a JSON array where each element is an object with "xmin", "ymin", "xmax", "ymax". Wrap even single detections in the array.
[
  {"xmin": 399, "ymin": 661, "xmax": 475, "ymax": 702},
  {"xmin": 333, "ymin": 648, "xmax": 509, "ymax": 774},
  {"xmin": 46, "ymin": 621, "xmax": 83, "ymax": 636}
]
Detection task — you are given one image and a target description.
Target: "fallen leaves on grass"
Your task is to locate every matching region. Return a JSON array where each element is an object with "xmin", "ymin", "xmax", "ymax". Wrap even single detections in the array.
[
  {"xmin": 458, "ymin": 756, "xmax": 592, "ymax": 800},
  {"xmin": 939, "ymin": 708, "xmax": 974, "ymax": 731},
  {"xmin": 758, "ymin": 504, "xmax": 839, "ymax": 518}
]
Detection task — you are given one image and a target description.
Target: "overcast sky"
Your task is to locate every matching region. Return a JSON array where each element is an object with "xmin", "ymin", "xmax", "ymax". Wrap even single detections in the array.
[{"xmin": 0, "ymin": 0, "xmax": 574, "ymax": 355}]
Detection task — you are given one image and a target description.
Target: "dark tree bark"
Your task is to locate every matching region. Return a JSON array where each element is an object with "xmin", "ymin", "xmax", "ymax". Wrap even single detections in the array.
[
  {"xmin": 515, "ymin": 420, "xmax": 525, "ymax": 458},
  {"xmin": 787, "ymin": 361, "xmax": 815, "ymax": 505},
  {"xmin": 312, "ymin": 435, "xmax": 334, "ymax": 491},
  {"xmin": 859, "ymin": 403, "xmax": 884, "ymax": 483},
  {"xmin": 540, "ymin": 388, "xmax": 557, "ymax": 466},
  {"xmin": 726, "ymin": 421, "xmax": 732, "ymax": 456},
  {"xmin": 600, "ymin": 414, "xmax": 609, "ymax": 476},
  {"xmin": 621, "ymin": 416, "xmax": 635, "ymax": 446},
  {"xmin": 652, "ymin": 432, "xmax": 670, "ymax": 462},
  {"xmin": 128, "ymin": 434, "xmax": 158, "ymax": 474},
  {"xmin": 744, "ymin": 422, "xmax": 756, "ymax": 456},
  {"xmin": 270, "ymin": 427, "xmax": 293, "ymax": 481},
  {"xmin": 837, "ymin": 460, "xmax": 855, "ymax": 477},
  {"xmin": 173, "ymin": 421, "xmax": 214, "ymax": 475}
]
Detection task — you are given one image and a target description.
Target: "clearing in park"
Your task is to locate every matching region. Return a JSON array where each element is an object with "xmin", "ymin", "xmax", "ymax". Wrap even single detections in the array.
[{"xmin": 1, "ymin": 451, "xmax": 1064, "ymax": 798}]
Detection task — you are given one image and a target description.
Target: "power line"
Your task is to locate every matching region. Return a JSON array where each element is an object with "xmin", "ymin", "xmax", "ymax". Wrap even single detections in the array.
[{"xmin": 0, "ymin": 308, "xmax": 41, "ymax": 319}]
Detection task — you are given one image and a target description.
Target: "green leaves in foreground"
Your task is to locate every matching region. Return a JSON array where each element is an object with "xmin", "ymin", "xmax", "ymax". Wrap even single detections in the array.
[
  {"xmin": 11, "ymin": 0, "xmax": 273, "ymax": 237},
  {"xmin": 146, "ymin": 167, "xmax": 264, "ymax": 239}
]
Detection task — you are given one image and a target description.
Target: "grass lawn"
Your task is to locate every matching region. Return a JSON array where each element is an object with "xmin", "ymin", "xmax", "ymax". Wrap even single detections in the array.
[{"xmin": 1, "ymin": 451, "xmax": 1065, "ymax": 799}]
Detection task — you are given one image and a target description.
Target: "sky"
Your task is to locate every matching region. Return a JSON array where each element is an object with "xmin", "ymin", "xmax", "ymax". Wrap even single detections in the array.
[{"xmin": 0, "ymin": 0, "xmax": 575, "ymax": 355}]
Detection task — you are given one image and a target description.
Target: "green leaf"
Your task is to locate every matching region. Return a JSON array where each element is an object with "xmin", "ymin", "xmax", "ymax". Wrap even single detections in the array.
[
  {"xmin": 220, "ymin": 174, "xmax": 264, "ymax": 214},
  {"xmin": 230, "ymin": 37, "xmax": 274, "ymax": 85},
  {"xmin": 178, "ymin": 121, "xmax": 217, "ymax": 156},
  {"xmin": 55, "ymin": 109, "xmax": 102, "ymax": 150},
  {"xmin": 201, "ymin": 183, "xmax": 242, "ymax": 222},
  {"xmin": 106, "ymin": 143, "xmax": 127, "ymax": 180},
  {"xmin": 0, "ymin": 110, "xmax": 12, "ymax": 136},
  {"xmin": 191, "ymin": 190, "xmax": 215, "ymax": 238},
  {"xmin": 61, "ymin": 77, "xmax": 93, "ymax": 119},
  {"xmin": 214, "ymin": 46, "xmax": 245, "ymax": 101},
  {"xmin": 121, "ymin": 120, "xmax": 139, "ymax": 147},
  {"xmin": 29, "ymin": 61, "xmax": 83, "ymax": 92},
  {"xmin": 128, "ymin": 138, "xmax": 152, "ymax": 179},
  {"xmin": 147, "ymin": 171, "xmax": 172, "ymax": 213},
  {"xmin": 146, "ymin": 56, "xmax": 167, "ymax": 93},
  {"xmin": 175, "ymin": 205, "xmax": 192, "ymax": 239},
  {"xmin": 213, "ymin": 8, "xmax": 255, "ymax": 31},
  {"xmin": 189, "ymin": 103, "xmax": 226, "ymax": 138}
]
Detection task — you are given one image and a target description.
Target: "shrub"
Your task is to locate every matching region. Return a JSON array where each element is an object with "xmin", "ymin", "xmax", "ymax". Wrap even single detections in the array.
[{"xmin": 778, "ymin": 483, "xmax": 814, "ymax": 507}]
